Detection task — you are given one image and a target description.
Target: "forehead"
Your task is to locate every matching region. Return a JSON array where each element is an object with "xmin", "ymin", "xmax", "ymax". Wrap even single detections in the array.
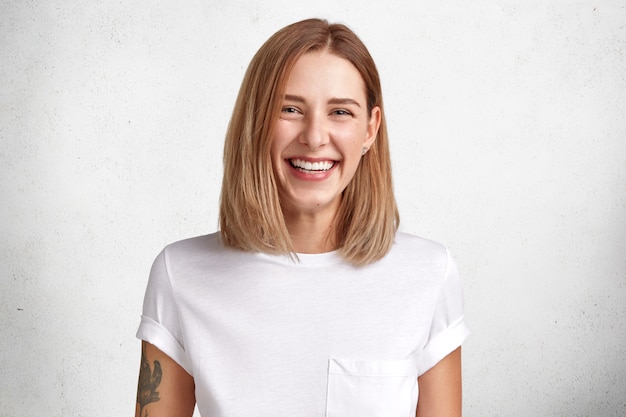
[{"xmin": 284, "ymin": 51, "xmax": 366, "ymax": 99}]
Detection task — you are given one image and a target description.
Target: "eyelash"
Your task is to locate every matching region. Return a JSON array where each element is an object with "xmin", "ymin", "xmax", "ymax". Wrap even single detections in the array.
[
  {"xmin": 282, "ymin": 106, "xmax": 297, "ymax": 112},
  {"xmin": 281, "ymin": 107, "xmax": 352, "ymax": 116}
]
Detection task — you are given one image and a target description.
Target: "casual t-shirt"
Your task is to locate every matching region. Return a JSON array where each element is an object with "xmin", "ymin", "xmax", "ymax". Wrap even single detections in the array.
[{"xmin": 137, "ymin": 231, "xmax": 469, "ymax": 417}]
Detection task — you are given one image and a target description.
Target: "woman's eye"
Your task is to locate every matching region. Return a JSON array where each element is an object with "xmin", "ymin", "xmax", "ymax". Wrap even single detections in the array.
[
  {"xmin": 332, "ymin": 109, "xmax": 352, "ymax": 116},
  {"xmin": 281, "ymin": 106, "xmax": 299, "ymax": 114}
]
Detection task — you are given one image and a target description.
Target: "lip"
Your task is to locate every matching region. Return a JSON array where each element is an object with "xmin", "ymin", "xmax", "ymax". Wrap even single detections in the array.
[
  {"xmin": 285, "ymin": 157, "xmax": 338, "ymax": 181},
  {"xmin": 287, "ymin": 156, "xmax": 337, "ymax": 163}
]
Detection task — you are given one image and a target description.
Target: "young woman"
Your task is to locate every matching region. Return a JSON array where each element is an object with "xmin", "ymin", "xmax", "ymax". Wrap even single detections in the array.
[{"xmin": 135, "ymin": 18, "xmax": 469, "ymax": 417}]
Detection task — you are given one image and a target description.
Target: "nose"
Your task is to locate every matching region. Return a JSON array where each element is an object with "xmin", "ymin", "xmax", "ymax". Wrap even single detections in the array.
[{"xmin": 299, "ymin": 112, "xmax": 329, "ymax": 150}]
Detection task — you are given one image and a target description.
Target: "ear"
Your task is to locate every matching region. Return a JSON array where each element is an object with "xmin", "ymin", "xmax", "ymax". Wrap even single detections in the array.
[{"xmin": 364, "ymin": 106, "xmax": 381, "ymax": 149}]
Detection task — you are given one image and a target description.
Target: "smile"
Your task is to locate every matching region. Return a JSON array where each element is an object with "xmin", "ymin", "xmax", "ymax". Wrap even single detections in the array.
[{"xmin": 289, "ymin": 158, "xmax": 335, "ymax": 173}]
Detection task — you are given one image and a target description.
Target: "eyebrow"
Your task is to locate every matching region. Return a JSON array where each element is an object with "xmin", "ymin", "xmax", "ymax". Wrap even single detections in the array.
[{"xmin": 284, "ymin": 94, "xmax": 361, "ymax": 107}]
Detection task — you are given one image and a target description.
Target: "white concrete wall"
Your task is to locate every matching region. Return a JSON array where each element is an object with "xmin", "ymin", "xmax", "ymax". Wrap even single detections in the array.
[{"xmin": 1, "ymin": 1, "xmax": 625, "ymax": 416}]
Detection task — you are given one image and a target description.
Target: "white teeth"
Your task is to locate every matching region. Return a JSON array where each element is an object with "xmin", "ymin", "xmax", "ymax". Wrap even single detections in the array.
[{"xmin": 290, "ymin": 159, "xmax": 334, "ymax": 171}]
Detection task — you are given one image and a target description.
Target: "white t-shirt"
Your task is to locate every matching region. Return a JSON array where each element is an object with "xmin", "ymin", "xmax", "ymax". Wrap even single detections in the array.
[{"xmin": 137, "ymin": 231, "xmax": 469, "ymax": 417}]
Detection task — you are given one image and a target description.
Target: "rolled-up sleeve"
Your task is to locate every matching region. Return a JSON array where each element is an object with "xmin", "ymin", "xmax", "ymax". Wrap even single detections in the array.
[
  {"xmin": 418, "ymin": 248, "xmax": 470, "ymax": 376},
  {"xmin": 136, "ymin": 248, "xmax": 192, "ymax": 375}
]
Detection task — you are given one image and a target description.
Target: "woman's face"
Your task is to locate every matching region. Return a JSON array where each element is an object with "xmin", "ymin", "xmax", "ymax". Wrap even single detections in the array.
[{"xmin": 270, "ymin": 51, "xmax": 380, "ymax": 219}]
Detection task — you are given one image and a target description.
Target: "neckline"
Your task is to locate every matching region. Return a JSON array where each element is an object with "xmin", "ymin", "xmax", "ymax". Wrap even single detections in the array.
[{"xmin": 255, "ymin": 249, "xmax": 344, "ymax": 266}]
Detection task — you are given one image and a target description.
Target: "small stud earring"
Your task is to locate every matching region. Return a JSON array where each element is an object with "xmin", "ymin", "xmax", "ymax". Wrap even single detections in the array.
[{"xmin": 361, "ymin": 147, "xmax": 367, "ymax": 156}]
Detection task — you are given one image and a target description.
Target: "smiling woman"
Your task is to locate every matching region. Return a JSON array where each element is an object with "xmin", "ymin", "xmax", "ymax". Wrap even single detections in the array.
[
  {"xmin": 219, "ymin": 18, "xmax": 397, "ymax": 265},
  {"xmin": 270, "ymin": 51, "xmax": 381, "ymax": 252},
  {"xmin": 135, "ymin": 18, "xmax": 469, "ymax": 417}
]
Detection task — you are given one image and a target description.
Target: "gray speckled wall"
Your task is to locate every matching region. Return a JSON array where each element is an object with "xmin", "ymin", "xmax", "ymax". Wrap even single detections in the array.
[{"xmin": 1, "ymin": 1, "xmax": 624, "ymax": 416}]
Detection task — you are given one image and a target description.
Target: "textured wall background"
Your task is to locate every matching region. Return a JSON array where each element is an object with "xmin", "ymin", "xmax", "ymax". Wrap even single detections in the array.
[{"xmin": 1, "ymin": 1, "xmax": 625, "ymax": 416}]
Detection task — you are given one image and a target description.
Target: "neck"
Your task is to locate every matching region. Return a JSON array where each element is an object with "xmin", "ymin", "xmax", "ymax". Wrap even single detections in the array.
[{"xmin": 283, "ymin": 210, "xmax": 337, "ymax": 254}]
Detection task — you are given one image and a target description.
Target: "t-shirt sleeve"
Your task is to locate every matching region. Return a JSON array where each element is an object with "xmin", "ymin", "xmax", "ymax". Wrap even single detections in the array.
[
  {"xmin": 136, "ymin": 248, "xmax": 193, "ymax": 375},
  {"xmin": 418, "ymin": 248, "xmax": 470, "ymax": 376}
]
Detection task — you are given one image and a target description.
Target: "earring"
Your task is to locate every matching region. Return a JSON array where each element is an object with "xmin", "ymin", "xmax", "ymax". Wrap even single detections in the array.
[{"xmin": 361, "ymin": 147, "xmax": 367, "ymax": 156}]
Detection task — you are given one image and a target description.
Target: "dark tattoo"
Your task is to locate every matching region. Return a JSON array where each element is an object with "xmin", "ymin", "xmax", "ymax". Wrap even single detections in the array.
[{"xmin": 137, "ymin": 344, "xmax": 162, "ymax": 417}]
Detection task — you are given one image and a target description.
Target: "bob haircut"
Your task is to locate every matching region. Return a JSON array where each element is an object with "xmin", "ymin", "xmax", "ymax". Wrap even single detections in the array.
[{"xmin": 219, "ymin": 18, "xmax": 399, "ymax": 266}]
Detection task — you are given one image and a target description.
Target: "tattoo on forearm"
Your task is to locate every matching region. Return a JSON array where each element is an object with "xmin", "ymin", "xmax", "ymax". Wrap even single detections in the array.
[{"xmin": 137, "ymin": 344, "xmax": 162, "ymax": 417}]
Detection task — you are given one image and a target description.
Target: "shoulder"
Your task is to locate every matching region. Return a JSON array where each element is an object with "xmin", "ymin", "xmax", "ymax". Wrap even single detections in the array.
[
  {"xmin": 390, "ymin": 232, "xmax": 449, "ymax": 262},
  {"xmin": 373, "ymin": 232, "xmax": 454, "ymax": 284},
  {"xmin": 158, "ymin": 232, "xmax": 247, "ymax": 275},
  {"xmin": 162, "ymin": 232, "xmax": 223, "ymax": 258}
]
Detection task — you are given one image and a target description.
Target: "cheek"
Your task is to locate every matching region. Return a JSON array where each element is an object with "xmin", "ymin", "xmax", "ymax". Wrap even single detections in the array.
[
  {"xmin": 271, "ymin": 123, "xmax": 293, "ymax": 152},
  {"xmin": 336, "ymin": 129, "xmax": 366, "ymax": 154},
  {"xmin": 338, "ymin": 120, "xmax": 368, "ymax": 140}
]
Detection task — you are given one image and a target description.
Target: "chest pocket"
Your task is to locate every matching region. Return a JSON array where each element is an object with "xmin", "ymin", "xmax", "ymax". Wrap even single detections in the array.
[{"xmin": 326, "ymin": 358, "xmax": 418, "ymax": 417}]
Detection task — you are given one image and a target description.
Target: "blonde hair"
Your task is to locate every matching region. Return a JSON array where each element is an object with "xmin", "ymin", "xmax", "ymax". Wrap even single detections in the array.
[{"xmin": 219, "ymin": 18, "xmax": 399, "ymax": 266}]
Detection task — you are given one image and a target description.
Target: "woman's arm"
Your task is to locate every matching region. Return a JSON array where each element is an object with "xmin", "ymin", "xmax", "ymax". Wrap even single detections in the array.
[
  {"xmin": 416, "ymin": 347, "xmax": 463, "ymax": 417},
  {"xmin": 135, "ymin": 341, "xmax": 196, "ymax": 417}
]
